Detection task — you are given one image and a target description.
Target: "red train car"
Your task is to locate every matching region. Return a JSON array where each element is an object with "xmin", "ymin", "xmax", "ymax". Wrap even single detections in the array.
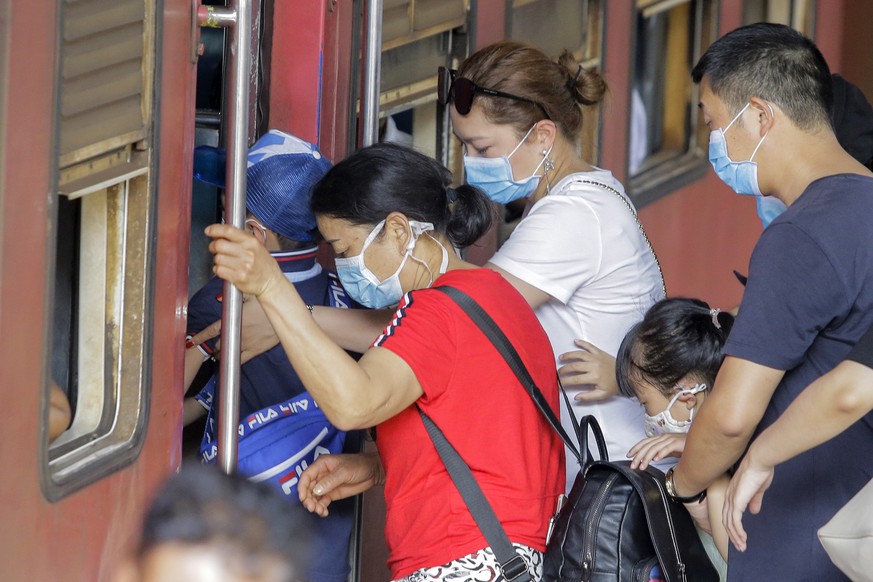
[
  {"xmin": 0, "ymin": 0, "xmax": 194, "ymax": 578},
  {"xmin": 1, "ymin": 0, "xmax": 870, "ymax": 580}
]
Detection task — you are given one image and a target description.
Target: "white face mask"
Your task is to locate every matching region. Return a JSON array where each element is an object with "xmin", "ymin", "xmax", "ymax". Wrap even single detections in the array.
[{"xmin": 642, "ymin": 384, "xmax": 707, "ymax": 437}]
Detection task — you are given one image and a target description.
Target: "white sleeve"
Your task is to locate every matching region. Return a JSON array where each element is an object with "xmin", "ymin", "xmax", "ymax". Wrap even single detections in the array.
[{"xmin": 490, "ymin": 195, "xmax": 602, "ymax": 304}]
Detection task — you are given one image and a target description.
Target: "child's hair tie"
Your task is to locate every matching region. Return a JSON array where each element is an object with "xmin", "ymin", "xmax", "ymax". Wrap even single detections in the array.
[{"xmin": 710, "ymin": 308, "xmax": 722, "ymax": 329}]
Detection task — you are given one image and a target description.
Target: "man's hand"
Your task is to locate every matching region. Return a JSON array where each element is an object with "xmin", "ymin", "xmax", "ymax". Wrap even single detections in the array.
[
  {"xmin": 558, "ymin": 340, "xmax": 619, "ymax": 402},
  {"xmin": 722, "ymin": 446, "xmax": 775, "ymax": 552},
  {"xmin": 298, "ymin": 453, "xmax": 385, "ymax": 517}
]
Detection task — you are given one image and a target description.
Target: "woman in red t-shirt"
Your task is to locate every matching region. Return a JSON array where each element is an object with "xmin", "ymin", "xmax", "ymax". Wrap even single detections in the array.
[{"xmin": 206, "ymin": 143, "xmax": 564, "ymax": 581}]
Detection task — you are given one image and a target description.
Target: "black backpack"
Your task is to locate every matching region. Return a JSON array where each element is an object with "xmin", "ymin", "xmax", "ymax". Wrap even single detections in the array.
[{"xmin": 543, "ymin": 415, "xmax": 719, "ymax": 582}]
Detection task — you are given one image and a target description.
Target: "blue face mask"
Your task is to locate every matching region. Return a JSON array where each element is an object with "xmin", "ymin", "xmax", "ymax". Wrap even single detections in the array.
[
  {"xmin": 756, "ymin": 196, "xmax": 788, "ymax": 228},
  {"xmin": 334, "ymin": 219, "xmax": 447, "ymax": 309},
  {"xmin": 463, "ymin": 125, "xmax": 551, "ymax": 204},
  {"xmin": 709, "ymin": 103, "xmax": 784, "ymax": 227}
]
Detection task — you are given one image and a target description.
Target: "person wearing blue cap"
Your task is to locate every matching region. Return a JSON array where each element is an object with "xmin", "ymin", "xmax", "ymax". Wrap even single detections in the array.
[{"xmin": 182, "ymin": 129, "xmax": 358, "ymax": 582}]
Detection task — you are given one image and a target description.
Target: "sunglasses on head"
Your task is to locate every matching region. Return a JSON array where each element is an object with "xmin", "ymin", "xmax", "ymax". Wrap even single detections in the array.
[{"xmin": 437, "ymin": 66, "xmax": 551, "ymax": 120}]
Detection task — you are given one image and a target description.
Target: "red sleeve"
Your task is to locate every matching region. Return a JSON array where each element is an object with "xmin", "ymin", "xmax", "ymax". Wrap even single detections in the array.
[{"xmin": 372, "ymin": 290, "xmax": 457, "ymax": 403}]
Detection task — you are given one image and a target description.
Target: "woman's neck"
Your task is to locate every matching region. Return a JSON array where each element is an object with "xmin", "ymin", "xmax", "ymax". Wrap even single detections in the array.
[
  {"xmin": 529, "ymin": 137, "xmax": 594, "ymax": 203},
  {"xmin": 406, "ymin": 235, "xmax": 475, "ymax": 290}
]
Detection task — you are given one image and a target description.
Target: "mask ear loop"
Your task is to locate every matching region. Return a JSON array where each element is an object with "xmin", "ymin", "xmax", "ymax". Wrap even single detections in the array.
[
  {"xmin": 723, "ymin": 102, "xmax": 750, "ymax": 134},
  {"xmin": 507, "ymin": 124, "xmax": 538, "ymax": 159},
  {"xmin": 405, "ymin": 221, "xmax": 443, "ymax": 287},
  {"xmin": 749, "ymin": 103, "xmax": 774, "ymax": 162},
  {"xmin": 672, "ymin": 383, "xmax": 708, "ymax": 422}
]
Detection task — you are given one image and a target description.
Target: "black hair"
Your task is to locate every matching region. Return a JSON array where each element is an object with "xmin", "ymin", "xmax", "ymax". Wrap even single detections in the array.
[
  {"xmin": 137, "ymin": 465, "xmax": 307, "ymax": 581},
  {"xmin": 831, "ymin": 74, "xmax": 873, "ymax": 169},
  {"xmin": 616, "ymin": 298, "xmax": 735, "ymax": 399},
  {"xmin": 310, "ymin": 142, "xmax": 494, "ymax": 248},
  {"xmin": 691, "ymin": 23, "xmax": 832, "ymax": 131}
]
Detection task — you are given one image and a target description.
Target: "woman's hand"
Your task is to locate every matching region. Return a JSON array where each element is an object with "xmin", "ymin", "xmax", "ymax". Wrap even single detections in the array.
[
  {"xmin": 558, "ymin": 340, "xmax": 619, "ymax": 401},
  {"xmin": 298, "ymin": 453, "xmax": 385, "ymax": 517},
  {"xmin": 722, "ymin": 446, "xmax": 775, "ymax": 552},
  {"xmin": 626, "ymin": 434, "xmax": 686, "ymax": 469},
  {"xmin": 206, "ymin": 224, "xmax": 285, "ymax": 299}
]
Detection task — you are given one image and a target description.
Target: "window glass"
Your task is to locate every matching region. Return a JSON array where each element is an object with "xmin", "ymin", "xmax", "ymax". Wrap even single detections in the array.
[
  {"xmin": 377, "ymin": 2, "xmax": 470, "ymax": 166},
  {"xmin": 629, "ymin": 0, "xmax": 718, "ymax": 204}
]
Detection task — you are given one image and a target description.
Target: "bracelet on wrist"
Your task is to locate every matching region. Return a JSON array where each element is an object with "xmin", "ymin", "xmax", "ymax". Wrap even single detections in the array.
[
  {"xmin": 186, "ymin": 335, "xmax": 214, "ymax": 362},
  {"xmin": 665, "ymin": 466, "xmax": 707, "ymax": 504}
]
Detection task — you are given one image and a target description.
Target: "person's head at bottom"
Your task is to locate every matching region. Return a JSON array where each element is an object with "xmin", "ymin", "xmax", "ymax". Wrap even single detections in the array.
[{"xmin": 116, "ymin": 464, "xmax": 309, "ymax": 582}]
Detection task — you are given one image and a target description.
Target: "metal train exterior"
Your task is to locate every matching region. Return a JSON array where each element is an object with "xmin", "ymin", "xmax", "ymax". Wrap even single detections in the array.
[{"xmin": 1, "ymin": 0, "xmax": 871, "ymax": 580}]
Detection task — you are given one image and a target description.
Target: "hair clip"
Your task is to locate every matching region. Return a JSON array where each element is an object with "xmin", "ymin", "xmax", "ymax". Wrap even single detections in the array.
[
  {"xmin": 446, "ymin": 187, "xmax": 458, "ymax": 204},
  {"xmin": 710, "ymin": 308, "xmax": 722, "ymax": 329},
  {"xmin": 573, "ymin": 64, "xmax": 584, "ymax": 83}
]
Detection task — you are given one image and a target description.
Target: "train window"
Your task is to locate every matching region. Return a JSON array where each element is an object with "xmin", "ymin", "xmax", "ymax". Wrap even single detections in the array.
[
  {"xmin": 743, "ymin": 0, "xmax": 816, "ymax": 36},
  {"xmin": 379, "ymin": 1, "xmax": 469, "ymax": 166},
  {"xmin": 628, "ymin": 0, "xmax": 717, "ymax": 205},
  {"xmin": 43, "ymin": 0, "xmax": 156, "ymax": 500},
  {"xmin": 509, "ymin": 0, "xmax": 605, "ymax": 164}
]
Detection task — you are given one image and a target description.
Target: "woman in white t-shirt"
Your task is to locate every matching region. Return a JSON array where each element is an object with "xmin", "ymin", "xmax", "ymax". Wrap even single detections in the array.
[{"xmin": 440, "ymin": 40, "xmax": 666, "ymax": 485}]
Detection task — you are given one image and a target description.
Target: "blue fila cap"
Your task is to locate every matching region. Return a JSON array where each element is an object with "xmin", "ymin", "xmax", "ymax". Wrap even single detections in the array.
[{"xmin": 193, "ymin": 130, "xmax": 332, "ymax": 242}]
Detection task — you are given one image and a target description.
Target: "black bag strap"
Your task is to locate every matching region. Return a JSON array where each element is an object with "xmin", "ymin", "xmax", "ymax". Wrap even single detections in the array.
[
  {"xmin": 433, "ymin": 285, "xmax": 583, "ymax": 463},
  {"xmin": 575, "ymin": 411, "xmax": 610, "ymax": 466},
  {"xmin": 417, "ymin": 407, "xmax": 532, "ymax": 582}
]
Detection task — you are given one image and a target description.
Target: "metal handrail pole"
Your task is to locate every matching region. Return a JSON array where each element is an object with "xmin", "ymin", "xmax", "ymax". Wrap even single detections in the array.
[
  {"xmin": 361, "ymin": 0, "xmax": 383, "ymax": 147},
  {"xmin": 197, "ymin": 0, "xmax": 252, "ymax": 475}
]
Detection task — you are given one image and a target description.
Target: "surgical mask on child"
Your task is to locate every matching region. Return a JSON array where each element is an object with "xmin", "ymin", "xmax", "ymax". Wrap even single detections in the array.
[
  {"xmin": 642, "ymin": 383, "xmax": 707, "ymax": 437},
  {"xmin": 463, "ymin": 125, "xmax": 551, "ymax": 204},
  {"xmin": 334, "ymin": 219, "xmax": 449, "ymax": 309}
]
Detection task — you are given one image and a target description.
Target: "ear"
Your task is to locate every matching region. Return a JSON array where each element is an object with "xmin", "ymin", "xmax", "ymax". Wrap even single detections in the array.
[
  {"xmin": 749, "ymin": 97, "xmax": 775, "ymax": 137},
  {"xmin": 384, "ymin": 211, "xmax": 413, "ymax": 253},
  {"xmin": 677, "ymin": 392, "xmax": 700, "ymax": 410},
  {"xmin": 245, "ymin": 219, "xmax": 268, "ymax": 246},
  {"xmin": 531, "ymin": 119, "xmax": 557, "ymax": 150}
]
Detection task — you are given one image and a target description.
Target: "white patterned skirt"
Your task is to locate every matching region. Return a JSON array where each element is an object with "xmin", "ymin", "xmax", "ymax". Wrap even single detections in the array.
[{"xmin": 392, "ymin": 543, "xmax": 543, "ymax": 582}]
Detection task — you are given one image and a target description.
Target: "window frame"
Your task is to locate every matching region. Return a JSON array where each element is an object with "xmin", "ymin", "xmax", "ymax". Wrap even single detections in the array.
[
  {"xmin": 742, "ymin": 0, "xmax": 817, "ymax": 36},
  {"xmin": 506, "ymin": 0, "xmax": 605, "ymax": 165},
  {"xmin": 41, "ymin": 0, "xmax": 158, "ymax": 502},
  {"xmin": 626, "ymin": 0, "xmax": 719, "ymax": 207}
]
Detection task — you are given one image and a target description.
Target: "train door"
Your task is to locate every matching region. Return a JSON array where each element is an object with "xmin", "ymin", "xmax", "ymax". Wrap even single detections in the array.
[{"xmin": 0, "ymin": 0, "xmax": 198, "ymax": 579}]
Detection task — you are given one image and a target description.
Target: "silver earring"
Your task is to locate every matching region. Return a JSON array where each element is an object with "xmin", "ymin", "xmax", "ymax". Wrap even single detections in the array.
[{"xmin": 543, "ymin": 154, "xmax": 555, "ymax": 173}]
